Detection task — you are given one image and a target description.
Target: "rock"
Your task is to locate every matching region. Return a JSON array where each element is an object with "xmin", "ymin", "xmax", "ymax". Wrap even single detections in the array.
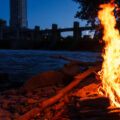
[
  {"xmin": 2, "ymin": 89, "xmax": 17, "ymax": 96},
  {"xmin": 61, "ymin": 63, "xmax": 80, "ymax": 76},
  {"xmin": 23, "ymin": 70, "xmax": 64, "ymax": 92},
  {"xmin": 27, "ymin": 98, "xmax": 38, "ymax": 104},
  {"xmin": 41, "ymin": 86, "xmax": 56, "ymax": 97},
  {"xmin": 0, "ymin": 108, "xmax": 11, "ymax": 118},
  {"xmin": 2, "ymin": 100, "xmax": 10, "ymax": 109},
  {"xmin": 13, "ymin": 113, "xmax": 20, "ymax": 119},
  {"xmin": 26, "ymin": 92, "xmax": 33, "ymax": 97},
  {"xmin": 0, "ymin": 117, "xmax": 11, "ymax": 120},
  {"xmin": 60, "ymin": 63, "xmax": 81, "ymax": 85}
]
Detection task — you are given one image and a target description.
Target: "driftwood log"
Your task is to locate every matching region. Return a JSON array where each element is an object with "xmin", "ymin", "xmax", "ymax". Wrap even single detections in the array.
[
  {"xmin": 17, "ymin": 66, "xmax": 101, "ymax": 120},
  {"xmin": 51, "ymin": 55, "xmax": 102, "ymax": 66}
]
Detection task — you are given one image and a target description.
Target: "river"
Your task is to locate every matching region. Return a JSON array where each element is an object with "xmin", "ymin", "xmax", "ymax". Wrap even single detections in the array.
[{"xmin": 0, "ymin": 50, "xmax": 101, "ymax": 83}]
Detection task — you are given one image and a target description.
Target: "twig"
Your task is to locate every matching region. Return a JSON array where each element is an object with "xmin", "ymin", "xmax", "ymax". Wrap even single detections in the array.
[{"xmin": 51, "ymin": 55, "xmax": 102, "ymax": 67}]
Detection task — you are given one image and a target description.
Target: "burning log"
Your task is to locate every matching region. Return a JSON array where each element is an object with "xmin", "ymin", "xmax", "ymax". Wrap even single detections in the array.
[
  {"xmin": 17, "ymin": 66, "xmax": 101, "ymax": 120},
  {"xmin": 77, "ymin": 109, "xmax": 120, "ymax": 120},
  {"xmin": 51, "ymin": 55, "xmax": 102, "ymax": 67},
  {"xmin": 76, "ymin": 97, "xmax": 110, "ymax": 109},
  {"xmin": 68, "ymin": 97, "xmax": 120, "ymax": 120}
]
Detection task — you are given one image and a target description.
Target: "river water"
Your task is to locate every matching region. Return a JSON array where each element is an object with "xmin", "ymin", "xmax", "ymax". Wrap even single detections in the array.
[{"xmin": 0, "ymin": 50, "xmax": 101, "ymax": 83}]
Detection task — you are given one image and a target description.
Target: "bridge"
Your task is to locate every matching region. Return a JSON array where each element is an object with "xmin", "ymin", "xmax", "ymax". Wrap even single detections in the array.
[
  {"xmin": 0, "ymin": 21, "xmax": 95, "ymax": 43},
  {"xmin": 33, "ymin": 22, "xmax": 94, "ymax": 41}
]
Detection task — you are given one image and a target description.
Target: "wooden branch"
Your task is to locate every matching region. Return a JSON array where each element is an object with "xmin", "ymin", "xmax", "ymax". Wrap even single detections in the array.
[
  {"xmin": 76, "ymin": 107, "xmax": 120, "ymax": 120},
  {"xmin": 77, "ymin": 97, "xmax": 110, "ymax": 109},
  {"xmin": 51, "ymin": 55, "xmax": 102, "ymax": 67},
  {"xmin": 17, "ymin": 66, "xmax": 101, "ymax": 120},
  {"xmin": 77, "ymin": 109, "xmax": 120, "ymax": 119},
  {"xmin": 51, "ymin": 55, "xmax": 74, "ymax": 62}
]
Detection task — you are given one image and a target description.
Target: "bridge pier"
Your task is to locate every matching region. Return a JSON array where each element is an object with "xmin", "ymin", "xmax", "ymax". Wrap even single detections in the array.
[
  {"xmin": 52, "ymin": 24, "xmax": 60, "ymax": 41},
  {"xmin": 73, "ymin": 22, "xmax": 82, "ymax": 41},
  {"xmin": 52, "ymin": 24, "xmax": 58, "ymax": 41},
  {"xmin": 49, "ymin": 24, "xmax": 61, "ymax": 49}
]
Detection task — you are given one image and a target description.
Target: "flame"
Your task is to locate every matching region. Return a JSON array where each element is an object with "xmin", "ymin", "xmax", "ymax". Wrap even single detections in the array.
[{"xmin": 98, "ymin": 0, "xmax": 120, "ymax": 107}]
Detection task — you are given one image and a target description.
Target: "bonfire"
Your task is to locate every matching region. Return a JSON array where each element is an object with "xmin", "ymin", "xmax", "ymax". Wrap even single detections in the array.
[{"xmin": 98, "ymin": 0, "xmax": 120, "ymax": 107}]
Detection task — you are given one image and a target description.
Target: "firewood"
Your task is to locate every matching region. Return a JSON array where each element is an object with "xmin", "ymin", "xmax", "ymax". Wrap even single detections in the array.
[
  {"xmin": 68, "ymin": 105, "xmax": 120, "ymax": 120},
  {"xmin": 77, "ymin": 109, "xmax": 120, "ymax": 119},
  {"xmin": 78, "ymin": 109, "xmax": 109, "ymax": 117},
  {"xmin": 107, "ymin": 107, "xmax": 120, "ymax": 112},
  {"xmin": 69, "ymin": 98, "xmax": 120, "ymax": 120},
  {"xmin": 77, "ymin": 97, "xmax": 110, "ymax": 109},
  {"xmin": 17, "ymin": 66, "xmax": 101, "ymax": 120},
  {"xmin": 51, "ymin": 55, "xmax": 102, "ymax": 67}
]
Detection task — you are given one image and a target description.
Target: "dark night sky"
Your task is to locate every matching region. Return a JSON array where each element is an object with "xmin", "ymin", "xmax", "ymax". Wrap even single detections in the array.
[
  {"xmin": 0, "ymin": 0, "xmax": 85, "ymax": 27},
  {"xmin": 0, "ymin": 0, "xmax": 90, "ymax": 36}
]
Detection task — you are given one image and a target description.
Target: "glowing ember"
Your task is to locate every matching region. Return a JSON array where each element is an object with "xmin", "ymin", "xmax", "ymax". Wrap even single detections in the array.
[{"xmin": 98, "ymin": 0, "xmax": 120, "ymax": 107}]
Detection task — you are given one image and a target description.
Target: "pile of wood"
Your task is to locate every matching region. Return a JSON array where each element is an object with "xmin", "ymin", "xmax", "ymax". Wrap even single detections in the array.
[{"xmin": 0, "ymin": 56, "xmax": 120, "ymax": 120}]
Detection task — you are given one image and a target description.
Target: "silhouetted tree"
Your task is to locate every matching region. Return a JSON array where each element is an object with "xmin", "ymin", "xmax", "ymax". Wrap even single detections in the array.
[
  {"xmin": 73, "ymin": 0, "xmax": 120, "ymax": 40},
  {"xmin": 73, "ymin": 0, "xmax": 120, "ymax": 26}
]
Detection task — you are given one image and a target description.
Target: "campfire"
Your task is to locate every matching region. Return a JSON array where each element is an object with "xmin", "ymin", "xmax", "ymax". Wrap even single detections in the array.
[{"xmin": 98, "ymin": 0, "xmax": 120, "ymax": 107}]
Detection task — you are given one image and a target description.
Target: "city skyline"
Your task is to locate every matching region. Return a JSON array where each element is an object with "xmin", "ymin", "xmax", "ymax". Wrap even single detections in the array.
[{"xmin": 0, "ymin": 0, "xmax": 86, "ymax": 30}]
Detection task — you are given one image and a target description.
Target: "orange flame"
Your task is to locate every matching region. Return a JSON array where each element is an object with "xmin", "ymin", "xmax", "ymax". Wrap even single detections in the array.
[{"xmin": 98, "ymin": 0, "xmax": 120, "ymax": 107}]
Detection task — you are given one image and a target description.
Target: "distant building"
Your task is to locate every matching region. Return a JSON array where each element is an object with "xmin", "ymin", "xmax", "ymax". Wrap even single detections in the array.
[{"xmin": 10, "ymin": 0, "xmax": 28, "ymax": 28}]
